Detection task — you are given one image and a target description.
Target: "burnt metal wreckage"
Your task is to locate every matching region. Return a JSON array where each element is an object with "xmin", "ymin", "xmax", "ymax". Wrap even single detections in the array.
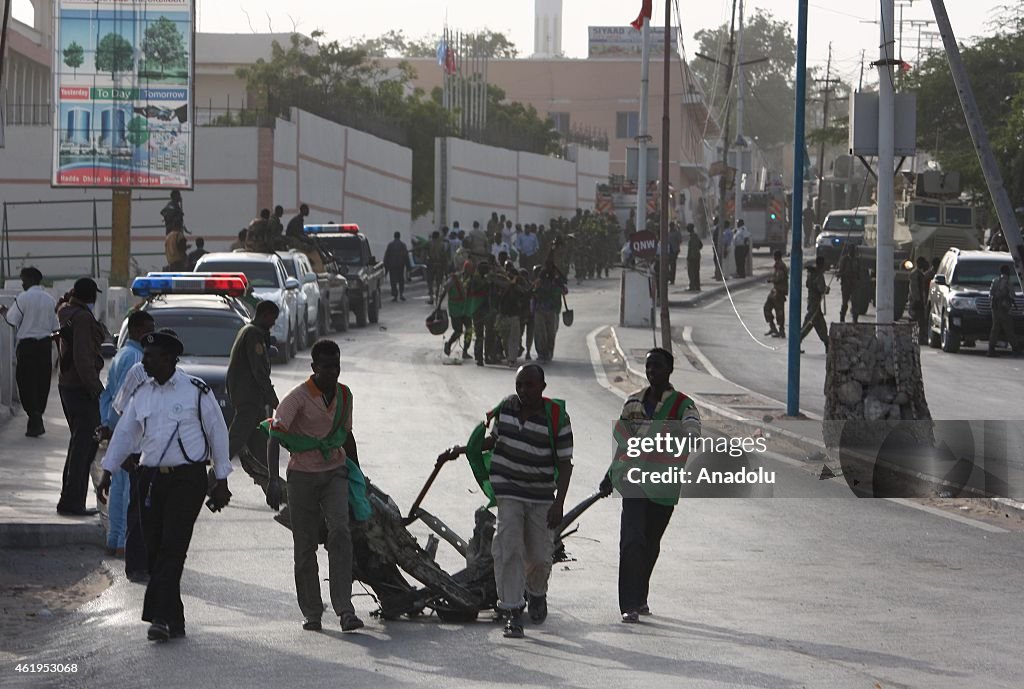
[{"xmin": 274, "ymin": 475, "xmax": 605, "ymax": 623}]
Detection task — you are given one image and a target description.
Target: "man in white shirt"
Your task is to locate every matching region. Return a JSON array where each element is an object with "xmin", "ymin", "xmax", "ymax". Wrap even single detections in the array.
[
  {"xmin": 733, "ymin": 219, "xmax": 751, "ymax": 278},
  {"xmin": 0, "ymin": 267, "xmax": 58, "ymax": 437},
  {"xmin": 98, "ymin": 331, "xmax": 232, "ymax": 642}
]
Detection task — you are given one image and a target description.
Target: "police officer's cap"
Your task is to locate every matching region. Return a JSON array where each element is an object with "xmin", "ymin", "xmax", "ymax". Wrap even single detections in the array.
[{"xmin": 141, "ymin": 331, "xmax": 184, "ymax": 356}]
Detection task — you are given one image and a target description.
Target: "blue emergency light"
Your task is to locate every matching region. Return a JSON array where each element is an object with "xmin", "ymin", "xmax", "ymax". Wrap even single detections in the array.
[
  {"xmin": 144, "ymin": 272, "xmax": 249, "ymax": 290},
  {"xmin": 131, "ymin": 273, "xmax": 248, "ymax": 298},
  {"xmin": 304, "ymin": 223, "xmax": 359, "ymax": 234}
]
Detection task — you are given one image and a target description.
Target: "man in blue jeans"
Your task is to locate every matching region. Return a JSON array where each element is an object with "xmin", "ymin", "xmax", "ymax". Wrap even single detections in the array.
[{"xmin": 97, "ymin": 311, "xmax": 155, "ymax": 563}]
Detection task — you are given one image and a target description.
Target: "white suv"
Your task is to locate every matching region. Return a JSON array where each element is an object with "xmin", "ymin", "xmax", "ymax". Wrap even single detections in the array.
[{"xmin": 194, "ymin": 252, "xmax": 301, "ymax": 364}]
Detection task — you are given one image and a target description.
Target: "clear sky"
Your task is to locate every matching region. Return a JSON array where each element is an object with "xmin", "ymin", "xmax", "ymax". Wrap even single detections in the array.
[{"xmin": 14, "ymin": 0, "xmax": 1006, "ymax": 88}]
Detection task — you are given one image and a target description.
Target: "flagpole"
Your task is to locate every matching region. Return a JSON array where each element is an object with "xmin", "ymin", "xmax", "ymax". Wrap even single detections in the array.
[{"xmin": 659, "ymin": 0, "xmax": 672, "ymax": 351}]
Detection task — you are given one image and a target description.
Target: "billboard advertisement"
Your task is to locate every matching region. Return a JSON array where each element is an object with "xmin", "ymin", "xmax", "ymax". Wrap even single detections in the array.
[
  {"xmin": 588, "ymin": 26, "xmax": 679, "ymax": 59},
  {"xmin": 52, "ymin": 0, "xmax": 194, "ymax": 188}
]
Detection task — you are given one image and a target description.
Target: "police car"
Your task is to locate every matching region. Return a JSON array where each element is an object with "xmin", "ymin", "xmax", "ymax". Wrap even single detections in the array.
[
  {"xmin": 115, "ymin": 273, "xmax": 254, "ymax": 424},
  {"xmin": 193, "ymin": 251, "xmax": 301, "ymax": 364}
]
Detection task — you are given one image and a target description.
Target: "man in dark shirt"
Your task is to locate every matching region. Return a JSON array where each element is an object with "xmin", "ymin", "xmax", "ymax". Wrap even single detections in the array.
[
  {"xmin": 383, "ymin": 232, "xmax": 410, "ymax": 302},
  {"xmin": 56, "ymin": 277, "xmax": 106, "ymax": 516},
  {"xmin": 226, "ymin": 301, "xmax": 280, "ymax": 498}
]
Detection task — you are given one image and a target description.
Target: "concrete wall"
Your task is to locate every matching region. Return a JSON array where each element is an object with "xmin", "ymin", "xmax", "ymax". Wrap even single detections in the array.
[
  {"xmin": 0, "ymin": 126, "xmax": 262, "ymax": 279},
  {"xmin": 436, "ymin": 137, "xmax": 610, "ymax": 229},
  {"xmin": 0, "ymin": 108, "xmax": 413, "ymax": 279},
  {"xmin": 275, "ymin": 109, "xmax": 413, "ymax": 260}
]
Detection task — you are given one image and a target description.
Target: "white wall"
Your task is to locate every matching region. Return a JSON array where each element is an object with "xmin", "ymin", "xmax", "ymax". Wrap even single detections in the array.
[
  {"xmin": 437, "ymin": 137, "xmax": 610, "ymax": 230},
  {"xmin": 0, "ymin": 125, "xmax": 261, "ymax": 279},
  {"xmin": 276, "ymin": 109, "xmax": 413, "ymax": 260}
]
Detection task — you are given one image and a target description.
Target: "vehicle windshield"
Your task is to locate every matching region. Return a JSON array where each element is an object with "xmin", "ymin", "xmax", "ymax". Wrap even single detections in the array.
[
  {"xmin": 823, "ymin": 215, "xmax": 865, "ymax": 233},
  {"xmin": 952, "ymin": 261, "xmax": 1012, "ymax": 286},
  {"xmin": 944, "ymin": 206, "xmax": 974, "ymax": 227},
  {"xmin": 144, "ymin": 313, "xmax": 243, "ymax": 357},
  {"xmin": 311, "ymin": 235, "xmax": 363, "ymax": 266},
  {"xmin": 281, "ymin": 259, "xmax": 298, "ymax": 278},
  {"xmin": 912, "ymin": 204, "xmax": 942, "ymax": 225},
  {"xmin": 197, "ymin": 260, "xmax": 280, "ymax": 288}
]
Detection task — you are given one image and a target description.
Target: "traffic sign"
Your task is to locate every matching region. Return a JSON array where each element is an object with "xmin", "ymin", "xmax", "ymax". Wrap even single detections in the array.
[{"xmin": 630, "ymin": 230, "xmax": 657, "ymax": 259}]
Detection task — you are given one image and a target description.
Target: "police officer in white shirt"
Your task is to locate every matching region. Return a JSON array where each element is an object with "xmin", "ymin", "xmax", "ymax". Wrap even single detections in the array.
[
  {"xmin": 97, "ymin": 330, "xmax": 232, "ymax": 642},
  {"xmin": 0, "ymin": 267, "xmax": 58, "ymax": 436}
]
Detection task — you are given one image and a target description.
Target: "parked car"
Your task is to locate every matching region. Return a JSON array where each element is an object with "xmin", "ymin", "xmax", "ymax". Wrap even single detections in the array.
[
  {"xmin": 194, "ymin": 252, "xmax": 301, "ymax": 364},
  {"xmin": 277, "ymin": 250, "xmax": 321, "ymax": 349},
  {"xmin": 114, "ymin": 274, "xmax": 256, "ymax": 425},
  {"xmin": 304, "ymin": 224, "xmax": 385, "ymax": 327},
  {"xmin": 928, "ymin": 248, "xmax": 1024, "ymax": 353}
]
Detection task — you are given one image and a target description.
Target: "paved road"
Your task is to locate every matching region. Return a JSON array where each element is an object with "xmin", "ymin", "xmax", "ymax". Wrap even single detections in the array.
[
  {"xmin": 685, "ymin": 273, "xmax": 1024, "ymax": 420},
  {"xmin": 6, "ymin": 278, "xmax": 1024, "ymax": 689}
]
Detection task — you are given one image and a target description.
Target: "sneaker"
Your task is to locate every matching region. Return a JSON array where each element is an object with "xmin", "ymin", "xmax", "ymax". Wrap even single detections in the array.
[
  {"xmin": 302, "ymin": 617, "xmax": 322, "ymax": 631},
  {"xmin": 527, "ymin": 594, "xmax": 548, "ymax": 624},
  {"xmin": 638, "ymin": 604, "xmax": 651, "ymax": 616},
  {"xmin": 621, "ymin": 611, "xmax": 640, "ymax": 624},
  {"xmin": 503, "ymin": 611, "xmax": 525, "ymax": 638},
  {"xmin": 764, "ymin": 328, "xmax": 778, "ymax": 337},
  {"xmin": 340, "ymin": 612, "xmax": 364, "ymax": 632},
  {"xmin": 443, "ymin": 340, "xmax": 452, "ymax": 356},
  {"xmin": 462, "ymin": 351, "xmax": 472, "ymax": 360},
  {"xmin": 147, "ymin": 620, "xmax": 171, "ymax": 641}
]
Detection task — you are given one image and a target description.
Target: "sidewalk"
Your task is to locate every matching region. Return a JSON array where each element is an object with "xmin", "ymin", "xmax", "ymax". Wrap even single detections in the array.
[
  {"xmin": 0, "ymin": 395, "xmax": 105, "ymax": 548},
  {"xmin": 664, "ymin": 246, "xmax": 776, "ymax": 308}
]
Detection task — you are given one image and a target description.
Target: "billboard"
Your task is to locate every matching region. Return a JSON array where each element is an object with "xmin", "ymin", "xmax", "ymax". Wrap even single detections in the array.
[
  {"xmin": 52, "ymin": 0, "xmax": 194, "ymax": 189},
  {"xmin": 588, "ymin": 26, "xmax": 679, "ymax": 59}
]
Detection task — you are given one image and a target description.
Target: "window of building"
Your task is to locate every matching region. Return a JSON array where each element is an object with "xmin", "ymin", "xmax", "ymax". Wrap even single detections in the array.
[
  {"xmin": 549, "ymin": 112, "xmax": 570, "ymax": 136},
  {"xmin": 616, "ymin": 111, "xmax": 639, "ymax": 139}
]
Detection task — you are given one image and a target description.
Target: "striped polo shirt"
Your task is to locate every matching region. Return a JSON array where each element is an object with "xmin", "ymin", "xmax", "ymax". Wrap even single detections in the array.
[{"xmin": 489, "ymin": 395, "xmax": 573, "ymax": 503}]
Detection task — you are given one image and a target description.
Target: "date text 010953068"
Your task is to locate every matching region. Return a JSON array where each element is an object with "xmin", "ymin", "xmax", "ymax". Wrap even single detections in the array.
[{"xmin": 15, "ymin": 664, "xmax": 79, "ymax": 673}]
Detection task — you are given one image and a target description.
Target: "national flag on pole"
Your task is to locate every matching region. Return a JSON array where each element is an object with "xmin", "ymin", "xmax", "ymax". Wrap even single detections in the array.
[
  {"xmin": 631, "ymin": 0, "xmax": 653, "ymax": 30},
  {"xmin": 436, "ymin": 40, "xmax": 457, "ymax": 75},
  {"xmin": 899, "ymin": 60, "xmax": 912, "ymax": 73}
]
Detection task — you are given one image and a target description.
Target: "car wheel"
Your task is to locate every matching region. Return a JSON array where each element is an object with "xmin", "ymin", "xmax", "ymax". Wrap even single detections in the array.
[
  {"xmin": 928, "ymin": 320, "xmax": 941, "ymax": 348},
  {"xmin": 355, "ymin": 292, "xmax": 368, "ymax": 327},
  {"xmin": 369, "ymin": 287, "xmax": 380, "ymax": 324},
  {"xmin": 335, "ymin": 296, "xmax": 350, "ymax": 332},
  {"xmin": 940, "ymin": 316, "xmax": 960, "ymax": 353}
]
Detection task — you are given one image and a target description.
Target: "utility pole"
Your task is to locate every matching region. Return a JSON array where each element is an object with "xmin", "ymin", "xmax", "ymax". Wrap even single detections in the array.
[
  {"xmin": 929, "ymin": 0, "xmax": 1023, "ymax": 261},
  {"xmin": 716, "ymin": 0, "xmax": 738, "ymax": 273},
  {"xmin": 875, "ymin": 0, "xmax": 896, "ymax": 324},
  {"xmin": 659, "ymin": 0, "xmax": 672, "ymax": 351},
  {"xmin": 813, "ymin": 44, "xmax": 840, "ymax": 225},
  {"xmin": 787, "ymin": 0, "xmax": 809, "ymax": 417},
  {"xmin": 733, "ymin": 0, "xmax": 745, "ymax": 227},
  {"xmin": 636, "ymin": 17, "xmax": 652, "ymax": 233},
  {"xmin": 858, "ymin": 48, "xmax": 865, "ymax": 91},
  {"xmin": 110, "ymin": 191, "xmax": 132, "ymax": 286}
]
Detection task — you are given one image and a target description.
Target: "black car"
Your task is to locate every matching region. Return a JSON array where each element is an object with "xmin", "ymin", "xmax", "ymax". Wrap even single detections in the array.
[
  {"xmin": 114, "ymin": 294, "xmax": 253, "ymax": 423},
  {"xmin": 928, "ymin": 248, "xmax": 1024, "ymax": 353}
]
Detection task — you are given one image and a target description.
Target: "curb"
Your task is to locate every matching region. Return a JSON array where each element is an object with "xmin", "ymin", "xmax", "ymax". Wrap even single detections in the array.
[
  {"xmin": 667, "ymin": 271, "xmax": 769, "ymax": 308},
  {"xmin": 0, "ymin": 520, "xmax": 105, "ymax": 549}
]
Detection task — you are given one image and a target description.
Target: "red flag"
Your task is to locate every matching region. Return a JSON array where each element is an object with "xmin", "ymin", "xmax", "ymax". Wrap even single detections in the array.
[
  {"xmin": 630, "ymin": 0, "xmax": 653, "ymax": 30},
  {"xmin": 899, "ymin": 60, "xmax": 912, "ymax": 73}
]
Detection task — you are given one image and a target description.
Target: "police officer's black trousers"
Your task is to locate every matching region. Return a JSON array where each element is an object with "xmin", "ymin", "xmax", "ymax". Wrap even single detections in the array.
[
  {"xmin": 16, "ymin": 337, "xmax": 53, "ymax": 432},
  {"xmin": 618, "ymin": 498, "xmax": 674, "ymax": 614},
  {"xmin": 668, "ymin": 253, "xmax": 679, "ymax": 284},
  {"xmin": 57, "ymin": 386, "xmax": 99, "ymax": 512},
  {"xmin": 229, "ymin": 404, "xmax": 270, "ymax": 490},
  {"xmin": 764, "ymin": 295, "xmax": 785, "ymax": 329},
  {"xmin": 989, "ymin": 309, "xmax": 1019, "ymax": 354},
  {"xmin": 389, "ymin": 271, "xmax": 405, "ymax": 299},
  {"xmin": 140, "ymin": 463, "xmax": 207, "ymax": 632},
  {"xmin": 125, "ymin": 460, "xmax": 148, "ymax": 577},
  {"xmin": 839, "ymin": 284, "xmax": 857, "ymax": 323}
]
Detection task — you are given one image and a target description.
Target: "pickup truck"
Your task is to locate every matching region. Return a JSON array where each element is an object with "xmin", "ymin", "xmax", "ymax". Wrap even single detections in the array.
[{"xmin": 304, "ymin": 224, "xmax": 385, "ymax": 327}]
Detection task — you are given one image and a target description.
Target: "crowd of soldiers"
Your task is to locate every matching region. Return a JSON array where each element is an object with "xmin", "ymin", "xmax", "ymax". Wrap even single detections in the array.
[{"xmin": 420, "ymin": 209, "xmax": 623, "ymax": 367}]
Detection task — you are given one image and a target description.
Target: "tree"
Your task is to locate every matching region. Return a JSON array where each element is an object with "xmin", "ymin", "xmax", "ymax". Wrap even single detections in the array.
[
  {"xmin": 238, "ymin": 32, "xmax": 547, "ymax": 218},
  {"xmin": 63, "ymin": 41, "xmax": 84, "ymax": 77},
  {"xmin": 691, "ymin": 10, "xmax": 796, "ymax": 147},
  {"xmin": 142, "ymin": 16, "xmax": 186, "ymax": 78},
  {"xmin": 95, "ymin": 32, "xmax": 134, "ymax": 76},
  {"xmin": 351, "ymin": 28, "xmax": 518, "ymax": 59},
  {"xmin": 905, "ymin": 8, "xmax": 1024, "ymax": 214}
]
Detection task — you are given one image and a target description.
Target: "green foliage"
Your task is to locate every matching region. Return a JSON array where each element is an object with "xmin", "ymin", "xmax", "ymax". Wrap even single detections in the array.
[
  {"xmin": 692, "ymin": 9, "xmax": 795, "ymax": 146},
  {"xmin": 95, "ymin": 32, "xmax": 134, "ymax": 76},
  {"xmin": 905, "ymin": 10, "xmax": 1024, "ymax": 212},
  {"xmin": 351, "ymin": 28, "xmax": 518, "ymax": 59},
  {"xmin": 63, "ymin": 41, "xmax": 84, "ymax": 76},
  {"xmin": 237, "ymin": 32, "xmax": 549, "ymax": 218},
  {"xmin": 142, "ymin": 17, "xmax": 186, "ymax": 77}
]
